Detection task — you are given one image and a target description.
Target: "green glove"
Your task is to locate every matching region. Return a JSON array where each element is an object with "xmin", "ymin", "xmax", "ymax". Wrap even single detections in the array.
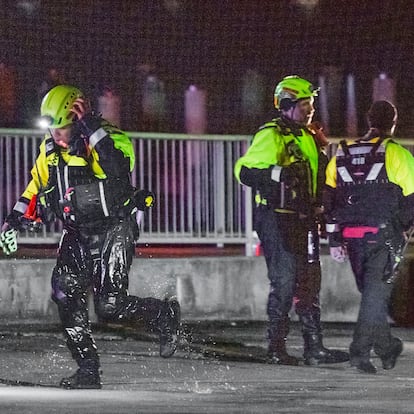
[{"xmin": 0, "ymin": 228, "xmax": 18, "ymax": 255}]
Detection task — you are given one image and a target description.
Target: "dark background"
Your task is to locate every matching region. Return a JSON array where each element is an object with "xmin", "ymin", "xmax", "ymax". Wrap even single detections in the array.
[{"xmin": 1, "ymin": 0, "xmax": 413, "ymax": 135}]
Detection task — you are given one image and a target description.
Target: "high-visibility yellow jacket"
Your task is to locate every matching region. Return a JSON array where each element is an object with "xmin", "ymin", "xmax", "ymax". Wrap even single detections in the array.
[{"xmin": 234, "ymin": 117, "xmax": 324, "ymax": 211}]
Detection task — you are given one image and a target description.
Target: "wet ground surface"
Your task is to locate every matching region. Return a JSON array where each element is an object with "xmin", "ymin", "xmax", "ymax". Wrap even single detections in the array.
[{"xmin": 0, "ymin": 321, "xmax": 414, "ymax": 413}]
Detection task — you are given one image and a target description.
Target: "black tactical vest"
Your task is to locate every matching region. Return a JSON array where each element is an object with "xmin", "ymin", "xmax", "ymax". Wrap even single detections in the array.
[
  {"xmin": 333, "ymin": 139, "xmax": 402, "ymax": 226},
  {"xmin": 44, "ymin": 139, "xmax": 132, "ymax": 224}
]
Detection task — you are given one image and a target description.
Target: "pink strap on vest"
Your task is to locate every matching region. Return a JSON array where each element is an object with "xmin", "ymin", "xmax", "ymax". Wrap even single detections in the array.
[{"xmin": 342, "ymin": 226, "xmax": 379, "ymax": 238}]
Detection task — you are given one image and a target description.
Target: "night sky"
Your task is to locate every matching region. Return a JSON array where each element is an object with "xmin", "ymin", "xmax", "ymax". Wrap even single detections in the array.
[{"xmin": 1, "ymin": 0, "xmax": 413, "ymax": 134}]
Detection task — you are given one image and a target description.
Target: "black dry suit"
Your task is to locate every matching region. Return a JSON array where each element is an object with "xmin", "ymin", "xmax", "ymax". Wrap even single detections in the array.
[
  {"xmin": 324, "ymin": 136, "xmax": 414, "ymax": 365},
  {"xmin": 13, "ymin": 121, "xmax": 166, "ymax": 371}
]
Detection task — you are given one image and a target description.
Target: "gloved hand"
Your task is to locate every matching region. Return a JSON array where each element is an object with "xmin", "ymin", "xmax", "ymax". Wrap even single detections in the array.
[
  {"xmin": 0, "ymin": 210, "xmax": 25, "ymax": 255},
  {"xmin": 75, "ymin": 113, "xmax": 102, "ymax": 139},
  {"xmin": 69, "ymin": 115, "xmax": 102, "ymax": 157},
  {"xmin": 133, "ymin": 189, "xmax": 155, "ymax": 211},
  {"xmin": 330, "ymin": 245, "xmax": 347, "ymax": 263},
  {"xmin": 3, "ymin": 210, "xmax": 23, "ymax": 231},
  {"xmin": 0, "ymin": 226, "xmax": 18, "ymax": 256},
  {"xmin": 70, "ymin": 98, "xmax": 101, "ymax": 139}
]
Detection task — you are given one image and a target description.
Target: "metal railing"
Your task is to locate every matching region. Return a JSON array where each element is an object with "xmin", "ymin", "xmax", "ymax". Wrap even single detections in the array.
[
  {"xmin": 2, "ymin": 129, "xmax": 414, "ymax": 255},
  {"xmin": 0, "ymin": 129, "xmax": 253, "ymax": 253}
]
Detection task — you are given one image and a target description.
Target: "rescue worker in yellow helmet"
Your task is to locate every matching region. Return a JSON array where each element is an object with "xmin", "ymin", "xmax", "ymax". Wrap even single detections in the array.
[
  {"xmin": 324, "ymin": 100, "xmax": 414, "ymax": 373},
  {"xmin": 0, "ymin": 85, "xmax": 180, "ymax": 389},
  {"xmin": 234, "ymin": 75, "xmax": 348, "ymax": 366}
]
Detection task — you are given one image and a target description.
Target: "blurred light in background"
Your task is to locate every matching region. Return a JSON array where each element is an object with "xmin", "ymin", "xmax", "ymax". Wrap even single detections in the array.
[
  {"xmin": 373, "ymin": 73, "xmax": 396, "ymax": 105},
  {"xmin": 185, "ymin": 85, "xmax": 207, "ymax": 134},
  {"xmin": 15, "ymin": 0, "xmax": 40, "ymax": 17},
  {"xmin": 292, "ymin": 0, "xmax": 319, "ymax": 11}
]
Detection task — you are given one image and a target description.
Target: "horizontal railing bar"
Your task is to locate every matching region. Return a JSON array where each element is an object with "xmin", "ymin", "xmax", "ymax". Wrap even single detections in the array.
[{"xmin": 1, "ymin": 128, "xmax": 414, "ymax": 145}]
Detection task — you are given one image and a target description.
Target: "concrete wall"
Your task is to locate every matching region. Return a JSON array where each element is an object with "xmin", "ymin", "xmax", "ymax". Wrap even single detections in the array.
[{"xmin": 0, "ymin": 255, "xmax": 362, "ymax": 324}]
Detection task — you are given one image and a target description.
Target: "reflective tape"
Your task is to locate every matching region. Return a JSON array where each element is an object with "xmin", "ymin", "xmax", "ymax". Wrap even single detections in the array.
[
  {"xmin": 13, "ymin": 201, "xmax": 29, "ymax": 214},
  {"xmin": 337, "ymin": 166, "xmax": 354, "ymax": 183},
  {"xmin": 326, "ymin": 223, "xmax": 340, "ymax": 233},
  {"xmin": 90, "ymin": 128, "xmax": 107, "ymax": 148},
  {"xmin": 366, "ymin": 162, "xmax": 384, "ymax": 181},
  {"xmin": 99, "ymin": 181, "xmax": 109, "ymax": 217},
  {"xmin": 271, "ymin": 165, "xmax": 283, "ymax": 182}
]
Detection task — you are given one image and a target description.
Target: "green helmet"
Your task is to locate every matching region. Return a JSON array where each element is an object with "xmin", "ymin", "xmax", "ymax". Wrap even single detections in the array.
[
  {"xmin": 40, "ymin": 85, "xmax": 84, "ymax": 128},
  {"xmin": 274, "ymin": 75, "xmax": 319, "ymax": 109}
]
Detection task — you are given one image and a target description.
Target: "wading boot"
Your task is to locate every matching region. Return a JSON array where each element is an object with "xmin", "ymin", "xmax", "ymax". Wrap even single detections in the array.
[
  {"xmin": 299, "ymin": 312, "xmax": 349, "ymax": 365},
  {"xmin": 159, "ymin": 298, "xmax": 181, "ymax": 358},
  {"xmin": 267, "ymin": 339, "xmax": 299, "ymax": 366},
  {"xmin": 350, "ymin": 353, "xmax": 377, "ymax": 374},
  {"xmin": 60, "ymin": 359, "xmax": 102, "ymax": 389},
  {"xmin": 267, "ymin": 321, "xmax": 299, "ymax": 366},
  {"xmin": 350, "ymin": 358, "xmax": 377, "ymax": 374},
  {"xmin": 303, "ymin": 333, "xmax": 349, "ymax": 365},
  {"xmin": 379, "ymin": 337, "xmax": 403, "ymax": 370}
]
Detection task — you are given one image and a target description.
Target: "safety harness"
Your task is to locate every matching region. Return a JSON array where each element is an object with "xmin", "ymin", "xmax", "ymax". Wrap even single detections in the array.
[{"xmin": 334, "ymin": 138, "xmax": 401, "ymax": 227}]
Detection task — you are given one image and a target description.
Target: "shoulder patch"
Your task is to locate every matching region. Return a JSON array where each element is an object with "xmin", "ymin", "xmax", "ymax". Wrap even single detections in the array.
[{"xmin": 45, "ymin": 138, "xmax": 56, "ymax": 156}]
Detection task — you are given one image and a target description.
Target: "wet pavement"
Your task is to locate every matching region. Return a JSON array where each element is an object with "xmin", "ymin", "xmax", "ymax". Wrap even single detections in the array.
[{"xmin": 0, "ymin": 321, "xmax": 414, "ymax": 413}]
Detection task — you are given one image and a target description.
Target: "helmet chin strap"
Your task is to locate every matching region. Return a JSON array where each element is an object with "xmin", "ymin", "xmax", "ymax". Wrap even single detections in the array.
[
  {"xmin": 290, "ymin": 105, "xmax": 313, "ymax": 127},
  {"xmin": 280, "ymin": 101, "xmax": 295, "ymax": 117},
  {"xmin": 285, "ymin": 105, "xmax": 304, "ymax": 126}
]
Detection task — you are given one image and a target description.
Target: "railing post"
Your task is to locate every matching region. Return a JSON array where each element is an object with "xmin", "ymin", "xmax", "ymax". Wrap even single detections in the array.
[
  {"xmin": 244, "ymin": 186, "xmax": 253, "ymax": 256},
  {"xmin": 214, "ymin": 141, "xmax": 225, "ymax": 237}
]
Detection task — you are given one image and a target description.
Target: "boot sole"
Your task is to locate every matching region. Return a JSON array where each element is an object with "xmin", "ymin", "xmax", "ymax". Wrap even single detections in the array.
[
  {"xmin": 60, "ymin": 383, "xmax": 102, "ymax": 390},
  {"xmin": 351, "ymin": 363, "xmax": 377, "ymax": 374},
  {"xmin": 305, "ymin": 356, "xmax": 350, "ymax": 365}
]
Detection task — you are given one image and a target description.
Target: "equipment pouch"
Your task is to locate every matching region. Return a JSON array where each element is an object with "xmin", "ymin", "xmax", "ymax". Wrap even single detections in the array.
[
  {"xmin": 61, "ymin": 180, "xmax": 130, "ymax": 223},
  {"xmin": 270, "ymin": 162, "xmax": 312, "ymax": 212}
]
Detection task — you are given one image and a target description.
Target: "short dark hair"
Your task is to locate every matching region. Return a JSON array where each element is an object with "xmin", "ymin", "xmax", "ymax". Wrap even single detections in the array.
[{"xmin": 367, "ymin": 100, "xmax": 397, "ymax": 131}]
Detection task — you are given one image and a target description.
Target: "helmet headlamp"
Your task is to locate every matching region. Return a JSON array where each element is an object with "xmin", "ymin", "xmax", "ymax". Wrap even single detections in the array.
[{"xmin": 37, "ymin": 115, "xmax": 54, "ymax": 129}]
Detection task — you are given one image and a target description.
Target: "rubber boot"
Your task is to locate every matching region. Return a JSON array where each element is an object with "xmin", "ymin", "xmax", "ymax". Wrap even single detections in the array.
[
  {"xmin": 267, "ymin": 318, "xmax": 299, "ymax": 366},
  {"xmin": 299, "ymin": 312, "xmax": 349, "ymax": 365},
  {"xmin": 349, "ymin": 341, "xmax": 377, "ymax": 374},
  {"xmin": 158, "ymin": 298, "xmax": 181, "ymax": 358},
  {"xmin": 60, "ymin": 358, "xmax": 102, "ymax": 389},
  {"xmin": 350, "ymin": 353, "xmax": 377, "ymax": 374},
  {"xmin": 378, "ymin": 337, "xmax": 403, "ymax": 370},
  {"xmin": 303, "ymin": 333, "xmax": 350, "ymax": 365}
]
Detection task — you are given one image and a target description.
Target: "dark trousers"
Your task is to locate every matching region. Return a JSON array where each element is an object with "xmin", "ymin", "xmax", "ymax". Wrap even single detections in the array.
[
  {"xmin": 51, "ymin": 218, "xmax": 164, "ymax": 368},
  {"xmin": 254, "ymin": 206, "xmax": 321, "ymax": 328},
  {"xmin": 346, "ymin": 231, "xmax": 401, "ymax": 357}
]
